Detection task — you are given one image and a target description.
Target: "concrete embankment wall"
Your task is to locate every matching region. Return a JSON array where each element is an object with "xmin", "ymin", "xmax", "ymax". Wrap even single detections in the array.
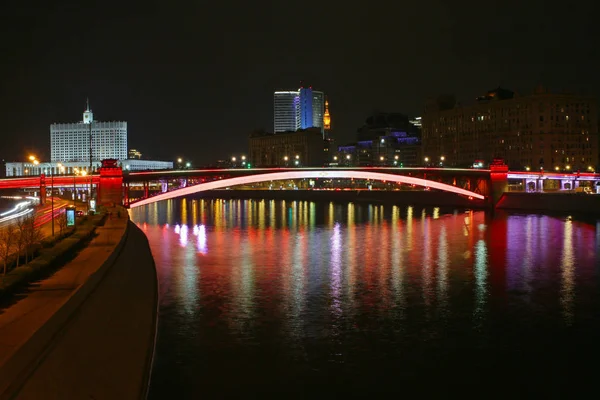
[
  {"xmin": 0, "ymin": 217, "xmax": 158, "ymax": 399},
  {"xmin": 497, "ymin": 192, "xmax": 600, "ymax": 214},
  {"xmin": 186, "ymin": 189, "xmax": 489, "ymax": 209}
]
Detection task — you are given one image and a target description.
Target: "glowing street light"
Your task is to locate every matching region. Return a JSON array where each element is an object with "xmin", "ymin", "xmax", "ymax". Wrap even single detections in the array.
[
  {"xmin": 177, "ymin": 158, "xmax": 183, "ymax": 163},
  {"xmin": 241, "ymin": 155, "xmax": 246, "ymax": 161},
  {"xmin": 284, "ymin": 156, "xmax": 289, "ymax": 161},
  {"xmin": 333, "ymin": 156, "xmax": 338, "ymax": 161},
  {"xmin": 440, "ymin": 156, "xmax": 445, "ymax": 161},
  {"xmin": 566, "ymin": 165, "xmax": 571, "ymax": 171},
  {"xmin": 424, "ymin": 157, "xmax": 429, "ymax": 163},
  {"xmin": 346, "ymin": 154, "xmax": 351, "ymax": 160},
  {"xmin": 525, "ymin": 166, "xmax": 531, "ymax": 171},
  {"xmin": 186, "ymin": 162, "xmax": 191, "ymax": 168},
  {"xmin": 379, "ymin": 156, "xmax": 385, "ymax": 161},
  {"xmin": 295, "ymin": 155, "xmax": 300, "ymax": 160},
  {"xmin": 555, "ymin": 166, "xmax": 560, "ymax": 171},
  {"xmin": 394, "ymin": 155, "xmax": 399, "ymax": 160}
]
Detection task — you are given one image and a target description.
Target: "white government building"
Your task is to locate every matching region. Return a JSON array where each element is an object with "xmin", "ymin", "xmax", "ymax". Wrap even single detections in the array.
[{"xmin": 5, "ymin": 102, "xmax": 173, "ymax": 177}]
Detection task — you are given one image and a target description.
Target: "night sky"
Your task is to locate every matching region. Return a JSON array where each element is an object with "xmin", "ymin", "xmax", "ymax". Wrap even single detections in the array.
[{"xmin": 1, "ymin": 0, "xmax": 598, "ymax": 165}]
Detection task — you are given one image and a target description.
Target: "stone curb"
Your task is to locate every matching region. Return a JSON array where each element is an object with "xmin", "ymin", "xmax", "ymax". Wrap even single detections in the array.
[
  {"xmin": 139, "ymin": 230, "xmax": 159, "ymax": 400},
  {"xmin": 0, "ymin": 216, "xmax": 130, "ymax": 399}
]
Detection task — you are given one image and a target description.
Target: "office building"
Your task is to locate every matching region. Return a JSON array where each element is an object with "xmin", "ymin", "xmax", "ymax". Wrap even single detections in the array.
[
  {"xmin": 4, "ymin": 101, "xmax": 173, "ymax": 176},
  {"xmin": 274, "ymin": 86, "xmax": 326, "ymax": 137},
  {"xmin": 249, "ymin": 128, "xmax": 325, "ymax": 167},
  {"xmin": 335, "ymin": 113, "xmax": 422, "ymax": 167},
  {"xmin": 421, "ymin": 86, "xmax": 599, "ymax": 170},
  {"xmin": 51, "ymin": 101, "xmax": 127, "ymax": 163},
  {"xmin": 129, "ymin": 149, "xmax": 142, "ymax": 159}
]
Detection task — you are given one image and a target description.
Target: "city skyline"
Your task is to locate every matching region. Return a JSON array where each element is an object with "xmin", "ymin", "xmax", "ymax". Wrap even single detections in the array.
[{"xmin": 1, "ymin": 1, "xmax": 598, "ymax": 165}]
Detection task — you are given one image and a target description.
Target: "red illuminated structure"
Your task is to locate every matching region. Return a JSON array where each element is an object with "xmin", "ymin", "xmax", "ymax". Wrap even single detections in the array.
[
  {"xmin": 97, "ymin": 159, "xmax": 123, "ymax": 206},
  {"xmin": 489, "ymin": 159, "xmax": 509, "ymax": 206}
]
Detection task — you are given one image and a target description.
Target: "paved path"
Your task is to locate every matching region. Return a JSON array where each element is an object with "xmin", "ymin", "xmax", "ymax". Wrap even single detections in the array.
[{"xmin": 0, "ymin": 212, "xmax": 158, "ymax": 399}]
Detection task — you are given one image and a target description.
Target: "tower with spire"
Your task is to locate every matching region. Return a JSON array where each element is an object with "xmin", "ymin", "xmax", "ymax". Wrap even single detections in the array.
[
  {"xmin": 323, "ymin": 98, "xmax": 331, "ymax": 132},
  {"xmin": 83, "ymin": 98, "xmax": 94, "ymax": 124}
]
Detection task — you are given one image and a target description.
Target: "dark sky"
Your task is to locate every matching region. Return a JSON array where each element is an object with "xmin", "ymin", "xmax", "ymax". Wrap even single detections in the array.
[{"xmin": 1, "ymin": 0, "xmax": 598, "ymax": 165}]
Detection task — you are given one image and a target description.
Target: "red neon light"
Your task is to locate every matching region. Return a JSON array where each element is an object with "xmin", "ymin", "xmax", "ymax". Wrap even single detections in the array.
[{"xmin": 129, "ymin": 170, "xmax": 486, "ymax": 208}]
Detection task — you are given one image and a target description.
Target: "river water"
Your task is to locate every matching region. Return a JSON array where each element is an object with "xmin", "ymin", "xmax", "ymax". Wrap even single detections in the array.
[{"xmin": 130, "ymin": 198, "xmax": 600, "ymax": 398}]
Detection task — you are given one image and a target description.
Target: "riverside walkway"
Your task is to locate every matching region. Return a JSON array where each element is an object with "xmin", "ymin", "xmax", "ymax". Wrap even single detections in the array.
[{"xmin": 0, "ymin": 209, "xmax": 158, "ymax": 399}]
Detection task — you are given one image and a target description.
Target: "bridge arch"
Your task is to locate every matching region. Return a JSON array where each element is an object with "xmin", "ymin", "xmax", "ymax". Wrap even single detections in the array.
[{"xmin": 128, "ymin": 170, "xmax": 486, "ymax": 208}]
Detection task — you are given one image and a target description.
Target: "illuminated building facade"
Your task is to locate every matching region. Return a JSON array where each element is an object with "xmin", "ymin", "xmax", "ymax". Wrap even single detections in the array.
[
  {"xmin": 128, "ymin": 149, "xmax": 142, "ymax": 159},
  {"xmin": 4, "ymin": 102, "xmax": 173, "ymax": 176},
  {"xmin": 334, "ymin": 113, "xmax": 422, "ymax": 167},
  {"xmin": 422, "ymin": 86, "xmax": 599, "ymax": 171},
  {"xmin": 51, "ymin": 102, "xmax": 128, "ymax": 163},
  {"xmin": 249, "ymin": 128, "xmax": 325, "ymax": 167},
  {"xmin": 274, "ymin": 86, "xmax": 326, "ymax": 137}
]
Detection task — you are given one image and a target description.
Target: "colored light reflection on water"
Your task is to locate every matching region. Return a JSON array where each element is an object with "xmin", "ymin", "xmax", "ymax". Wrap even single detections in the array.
[{"xmin": 130, "ymin": 199, "xmax": 600, "ymax": 397}]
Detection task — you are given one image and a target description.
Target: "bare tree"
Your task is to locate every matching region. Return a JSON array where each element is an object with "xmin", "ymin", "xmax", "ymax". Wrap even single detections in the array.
[
  {"xmin": 57, "ymin": 209, "xmax": 67, "ymax": 236},
  {"xmin": 14, "ymin": 216, "xmax": 28, "ymax": 267},
  {"xmin": 0, "ymin": 224, "xmax": 16, "ymax": 275},
  {"xmin": 23, "ymin": 214, "xmax": 43, "ymax": 264}
]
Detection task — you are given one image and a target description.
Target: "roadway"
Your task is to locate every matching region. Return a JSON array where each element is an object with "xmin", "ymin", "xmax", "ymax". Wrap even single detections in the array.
[{"xmin": 0, "ymin": 198, "xmax": 73, "ymax": 247}]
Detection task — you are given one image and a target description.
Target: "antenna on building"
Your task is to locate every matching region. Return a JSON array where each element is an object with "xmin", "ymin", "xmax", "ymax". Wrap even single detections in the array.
[{"xmin": 86, "ymin": 97, "xmax": 90, "ymax": 112}]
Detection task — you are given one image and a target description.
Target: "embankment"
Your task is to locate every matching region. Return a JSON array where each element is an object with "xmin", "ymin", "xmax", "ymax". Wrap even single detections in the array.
[{"xmin": 497, "ymin": 192, "xmax": 600, "ymax": 214}]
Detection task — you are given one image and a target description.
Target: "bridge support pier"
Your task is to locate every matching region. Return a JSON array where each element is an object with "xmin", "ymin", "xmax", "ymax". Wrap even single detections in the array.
[
  {"xmin": 40, "ymin": 174, "xmax": 47, "ymax": 205},
  {"xmin": 97, "ymin": 160, "xmax": 123, "ymax": 206},
  {"xmin": 123, "ymin": 183, "xmax": 130, "ymax": 206},
  {"xmin": 490, "ymin": 161, "xmax": 509, "ymax": 207}
]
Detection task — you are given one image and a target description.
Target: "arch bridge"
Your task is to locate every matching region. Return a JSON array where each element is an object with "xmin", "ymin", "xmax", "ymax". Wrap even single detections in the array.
[{"xmin": 125, "ymin": 167, "xmax": 497, "ymax": 208}]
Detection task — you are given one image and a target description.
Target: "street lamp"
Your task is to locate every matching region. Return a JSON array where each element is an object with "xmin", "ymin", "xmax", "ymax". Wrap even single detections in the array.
[
  {"xmin": 241, "ymin": 155, "xmax": 246, "ymax": 161},
  {"xmin": 30, "ymin": 156, "xmax": 61, "ymax": 236},
  {"xmin": 424, "ymin": 157, "xmax": 429, "ymax": 165},
  {"xmin": 73, "ymin": 167, "xmax": 80, "ymax": 207},
  {"xmin": 566, "ymin": 165, "xmax": 571, "ymax": 171}
]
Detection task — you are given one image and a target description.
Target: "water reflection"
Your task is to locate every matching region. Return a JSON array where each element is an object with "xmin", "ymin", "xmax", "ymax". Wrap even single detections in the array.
[{"xmin": 130, "ymin": 200, "xmax": 600, "ymax": 398}]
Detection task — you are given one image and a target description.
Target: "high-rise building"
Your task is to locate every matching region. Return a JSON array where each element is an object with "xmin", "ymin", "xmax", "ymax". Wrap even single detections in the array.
[
  {"xmin": 5, "ymin": 100, "xmax": 173, "ymax": 177},
  {"xmin": 274, "ymin": 86, "xmax": 326, "ymax": 137},
  {"xmin": 422, "ymin": 86, "xmax": 599, "ymax": 170},
  {"xmin": 50, "ymin": 101, "xmax": 127, "ymax": 163},
  {"xmin": 274, "ymin": 91, "xmax": 300, "ymax": 133}
]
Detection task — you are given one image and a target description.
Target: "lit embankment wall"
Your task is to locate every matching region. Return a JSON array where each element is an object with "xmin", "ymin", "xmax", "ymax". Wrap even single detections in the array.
[{"xmin": 497, "ymin": 192, "xmax": 600, "ymax": 214}]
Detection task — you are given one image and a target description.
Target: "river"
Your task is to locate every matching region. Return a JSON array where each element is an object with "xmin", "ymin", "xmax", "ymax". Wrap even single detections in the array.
[{"xmin": 130, "ymin": 198, "xmax": 600, "ymax": 397}]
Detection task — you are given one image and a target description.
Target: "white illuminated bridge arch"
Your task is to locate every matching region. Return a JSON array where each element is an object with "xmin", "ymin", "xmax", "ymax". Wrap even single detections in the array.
[{"xmin": 128, "ymin": 170, "xmax": 485, "ymax": 208}]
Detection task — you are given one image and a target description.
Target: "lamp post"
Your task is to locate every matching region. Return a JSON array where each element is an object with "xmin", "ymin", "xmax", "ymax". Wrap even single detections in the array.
[
  {"xmin": 73, "ymin": 168, "xmax": 79, "ymax": 207},
  {"xmin": 82, "ymin": 170, "xmax": 88, "ymax": 213},
  {"xmin": 30, "ymin": 156, "xmax": 62, "ymax": 236}
]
